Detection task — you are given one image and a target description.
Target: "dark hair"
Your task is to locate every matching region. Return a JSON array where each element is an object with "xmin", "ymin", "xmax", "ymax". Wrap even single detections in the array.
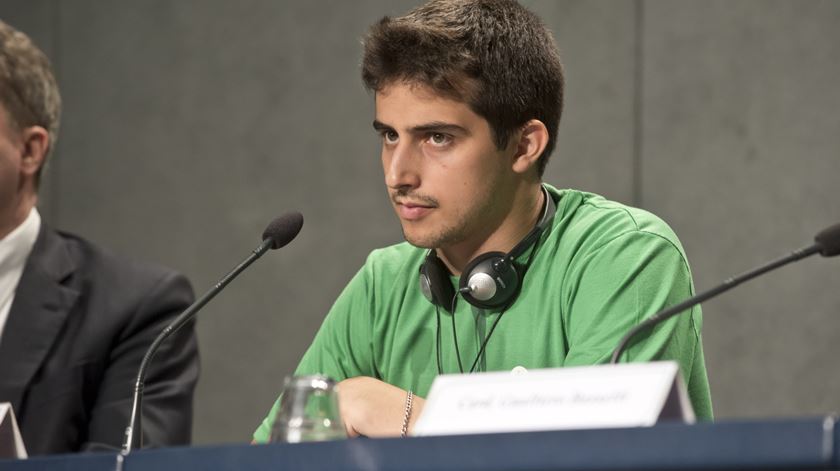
[
  {"xmin": 0, "ymin": 19, "xmax": 62, "ymax": 181},
  {"xmin": 362, "ymin": 0, "xmax": 564, "ymax": 176}
]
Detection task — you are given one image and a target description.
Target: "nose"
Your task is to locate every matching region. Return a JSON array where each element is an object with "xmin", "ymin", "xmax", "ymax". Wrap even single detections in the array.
[{"xmin": 383, "ymin": 142, "xmax": 420, "ymax": 191}]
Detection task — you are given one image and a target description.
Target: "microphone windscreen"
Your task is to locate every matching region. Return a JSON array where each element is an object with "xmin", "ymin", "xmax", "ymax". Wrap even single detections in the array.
[
  {"xmin": 262, "ymin": 212, "xmax": 304, "ymax": 249},
  {"xmin": 815, "ymin": 222, "xmax": 840, "ymax": 257}
]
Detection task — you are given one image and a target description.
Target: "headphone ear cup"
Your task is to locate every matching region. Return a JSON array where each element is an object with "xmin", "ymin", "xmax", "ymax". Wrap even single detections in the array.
[
  {"xmin": 459, "ymin": 251, "xmax": 520, "ymax": 310},
  {"xmin": 419, "ymin": 253, "xmax": 457, "ymax": 312}
]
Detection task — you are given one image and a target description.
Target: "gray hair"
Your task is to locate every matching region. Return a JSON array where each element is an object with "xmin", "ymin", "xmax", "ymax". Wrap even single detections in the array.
[{"xmin": 0, "ymin": 19, "xmax": 61, "ymax": 180}]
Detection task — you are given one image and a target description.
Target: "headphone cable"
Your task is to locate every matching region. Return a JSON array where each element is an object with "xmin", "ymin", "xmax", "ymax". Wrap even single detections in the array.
[
  {"xmin": 449, "ymin": 292, "xmax": 466, "ymax": 373},
  {"xmin": 435, "ymin": 305, "xmax": 443, "ymax": 375},
  {"xmin": 468, "ymin": 236, "xmax": 542, "ymax": 373}
]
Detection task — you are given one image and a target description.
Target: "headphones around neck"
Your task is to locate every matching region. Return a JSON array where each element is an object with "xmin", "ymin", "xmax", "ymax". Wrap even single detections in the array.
[{"xmin": 419, "ymin": 185, "xmax": 556, "ymax": 312}]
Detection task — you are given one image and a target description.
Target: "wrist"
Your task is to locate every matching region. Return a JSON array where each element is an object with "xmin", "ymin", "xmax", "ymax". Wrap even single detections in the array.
[
  {"xmin": 406, "ymin": 395, "xmax": 425, "ymax": 435},
  {"xmin": 400, "ymin": 390, "xmax": 414, "ymax": 437}
]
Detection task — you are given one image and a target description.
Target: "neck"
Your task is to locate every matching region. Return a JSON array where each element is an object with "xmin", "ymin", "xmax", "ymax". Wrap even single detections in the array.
[
  {"xmin": 0, "ymin": 194, "xmax": 37, "ymax": 241},
  {"xmin": 438, "ymin": 183, "xmax": 544, "ymax": 275}
]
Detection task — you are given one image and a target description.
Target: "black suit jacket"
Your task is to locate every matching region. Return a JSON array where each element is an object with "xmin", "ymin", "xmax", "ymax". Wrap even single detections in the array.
[{"xmin": 0, "ymin": 224, "xmax": 199, "ymax": 455}]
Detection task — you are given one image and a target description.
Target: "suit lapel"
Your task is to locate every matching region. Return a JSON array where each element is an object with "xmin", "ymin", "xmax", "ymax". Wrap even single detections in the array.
[{"xmin": 0, "ymin": 226, "xmax": 79, "ymax": 412}]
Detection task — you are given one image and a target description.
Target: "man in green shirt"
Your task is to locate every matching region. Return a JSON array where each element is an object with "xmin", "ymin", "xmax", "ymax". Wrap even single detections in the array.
[{"xmin": 255, "ymin": 0, "xmax": 711, "ymax": 441}]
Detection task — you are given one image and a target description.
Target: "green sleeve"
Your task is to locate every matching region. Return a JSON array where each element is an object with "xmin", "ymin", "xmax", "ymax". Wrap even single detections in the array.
[
  {"xmin": 561, "ymin": 230, "xmax": 707, "ymax": 405},
  {"xmin": 252, "ymin": 264, "xmax": 376, "ymax": 443}
]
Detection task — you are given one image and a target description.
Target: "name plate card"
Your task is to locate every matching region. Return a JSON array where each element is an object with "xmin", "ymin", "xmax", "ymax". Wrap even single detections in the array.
[
  {"xmin": 413, "ymin": 361, "xmax": 694, "ymax": 436},
  {"xmin": 0, "ymin": 402, "xmax": 27, "ymax": 459}
]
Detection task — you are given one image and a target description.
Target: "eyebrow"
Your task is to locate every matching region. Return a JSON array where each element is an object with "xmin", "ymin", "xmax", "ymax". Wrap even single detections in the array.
[{"xmin": 372, "ymin": 120, "xmax": 470, "ymax": 136}]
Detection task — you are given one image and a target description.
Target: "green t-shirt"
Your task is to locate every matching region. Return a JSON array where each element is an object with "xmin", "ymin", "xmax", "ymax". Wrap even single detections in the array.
[{"xmin": 254, "ymin": 186, "xmax": 713, "ymax": 442}]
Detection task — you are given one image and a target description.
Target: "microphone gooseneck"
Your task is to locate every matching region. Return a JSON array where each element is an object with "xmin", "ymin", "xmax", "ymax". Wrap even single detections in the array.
[
  {"xmin": 610, "ymin": 223, "xmax": 840, "ymax": 365},
  {"xmin": 121, "ymin": 212, "xmax": 303, "ymax": 454}
]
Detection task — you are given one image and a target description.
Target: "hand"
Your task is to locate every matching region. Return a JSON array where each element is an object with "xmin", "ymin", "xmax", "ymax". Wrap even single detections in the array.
[{"xmin": 336, "ymin": 376, "xmax": 425, "ymax": 438}]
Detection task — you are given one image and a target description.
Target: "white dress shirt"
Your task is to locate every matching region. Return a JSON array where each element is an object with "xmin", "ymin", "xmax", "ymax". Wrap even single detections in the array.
[{"xmin": 0, "ymin": 208, "xmax": 41, "ymax": 342}]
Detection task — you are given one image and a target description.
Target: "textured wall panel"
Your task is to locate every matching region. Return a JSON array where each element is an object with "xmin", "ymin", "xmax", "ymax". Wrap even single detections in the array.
[
  {"xmin": 531, "ymin": 0, "xmax": 638, "ymax": 203},
  {"xmin": 643, "ymin": 0, "xmax": 840, "ymax": 418}
]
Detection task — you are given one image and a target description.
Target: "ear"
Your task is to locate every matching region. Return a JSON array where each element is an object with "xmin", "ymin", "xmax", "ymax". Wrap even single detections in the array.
[
  {"xmin": 511, "ymin": 119, "xmax": 549, "ymax": 174},
  {"xmin": 19, "ymin": 125, "xmax": 50, "ymax": 177}
]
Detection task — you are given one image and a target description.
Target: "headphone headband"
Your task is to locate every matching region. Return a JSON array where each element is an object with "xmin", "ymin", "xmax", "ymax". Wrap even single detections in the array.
[{"xmin": 507, "ymin": 185, "xmax": 556, "ymax": 260}]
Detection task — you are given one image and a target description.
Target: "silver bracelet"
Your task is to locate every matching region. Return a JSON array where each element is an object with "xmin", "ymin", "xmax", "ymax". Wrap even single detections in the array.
[{"xmin": 400, "ymin": 390, "xmax": 414, "ymax": 438}]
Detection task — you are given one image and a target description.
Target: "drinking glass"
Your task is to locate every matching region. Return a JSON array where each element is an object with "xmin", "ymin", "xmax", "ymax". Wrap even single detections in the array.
[{"xmin": 269, "ymin": 375, "xmax": 347, "ymax": 443}]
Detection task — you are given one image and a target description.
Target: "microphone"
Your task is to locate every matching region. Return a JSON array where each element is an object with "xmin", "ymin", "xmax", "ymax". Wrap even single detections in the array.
[
  {"xmin": 610, "ymin": 222, "xmax": 840, "ymax": 365},
  {"xmin": 121, "ymin": 212, "xmax": 304, "ymax": 454}
]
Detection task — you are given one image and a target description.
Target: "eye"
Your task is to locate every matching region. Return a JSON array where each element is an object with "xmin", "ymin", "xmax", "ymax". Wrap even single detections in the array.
[
  {"xmin": 427, "ymin": 132, "xmax": 451, "ymax": 147},
  {"xmin": 382, "ymin": 130, "xmax": 399, "ymax": 144}
]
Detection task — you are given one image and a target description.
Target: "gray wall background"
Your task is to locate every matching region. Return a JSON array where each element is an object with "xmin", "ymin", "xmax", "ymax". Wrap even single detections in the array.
[{"xmin": 1, "ymin": 0, "xmax": 838, "ymax": 446}]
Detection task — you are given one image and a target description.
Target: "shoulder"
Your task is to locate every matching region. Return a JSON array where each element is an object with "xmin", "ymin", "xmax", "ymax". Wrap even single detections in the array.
[
  {"xmin": 549, "ymin": 187, "xmax": 688, "ymax": 261},
  {"xmin": 40, "ymin": 227, "xmax": 194, "ymax": 317},
  {"xmin": 60, "ymin": 229, "xmax": 186, "ymax": 284}
]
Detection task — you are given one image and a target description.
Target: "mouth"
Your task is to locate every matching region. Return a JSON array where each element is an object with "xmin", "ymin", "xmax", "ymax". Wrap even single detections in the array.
[{"xmin": 393, "ymin": 197, "xmax": 437, "ymax": 221}]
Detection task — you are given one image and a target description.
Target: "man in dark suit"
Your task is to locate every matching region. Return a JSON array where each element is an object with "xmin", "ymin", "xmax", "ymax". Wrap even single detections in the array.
[{"xmin": 0, "ymin": 19, "xmax": 199, "ymax": 455}]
